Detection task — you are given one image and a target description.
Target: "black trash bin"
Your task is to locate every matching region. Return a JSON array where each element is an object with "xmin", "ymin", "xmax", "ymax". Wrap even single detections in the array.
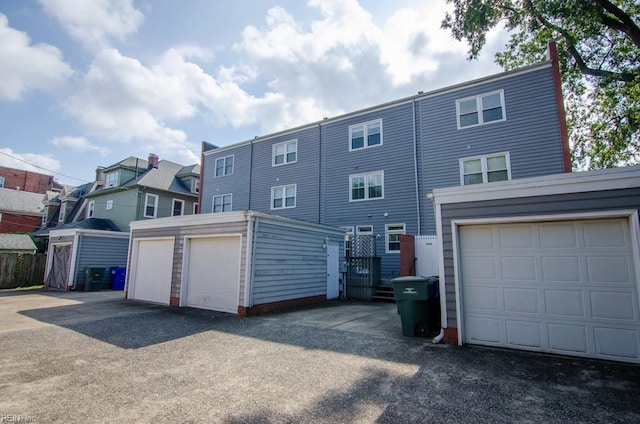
[
  {"xmin": 85, "ymin": 267, "xmax": 107, "ymax": 292},
  {"xmin": 392, "ymin": 276, "xmax": 437, "ymax": 337}
]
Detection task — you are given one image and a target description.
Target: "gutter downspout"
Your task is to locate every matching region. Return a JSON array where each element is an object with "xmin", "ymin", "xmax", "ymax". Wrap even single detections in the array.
[
  {"xmin": 412, "ymin": 99, "xmax": 421, "ymax": 234},
  {"xmin": 248, "ymin": 214, "xmax": 261, "ymax": 308},
  {"xmin": 244, "ymin": 214, "xmax": 255, "ymax": 309}
]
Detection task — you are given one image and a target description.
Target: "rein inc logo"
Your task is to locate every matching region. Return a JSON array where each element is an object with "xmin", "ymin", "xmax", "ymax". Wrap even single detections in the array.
[
  {"xmin": 0, "ymin": 415, "xmax": 36, "ymax": 423},
  {"xmin": 403, "ymin": 287, "xmax": 418, "ymax": 295}
]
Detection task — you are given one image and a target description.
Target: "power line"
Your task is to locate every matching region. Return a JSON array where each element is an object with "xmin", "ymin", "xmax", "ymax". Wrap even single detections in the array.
[{"xmin": 0, "ymin": 151, "xmax": 91, "ymax": 184}]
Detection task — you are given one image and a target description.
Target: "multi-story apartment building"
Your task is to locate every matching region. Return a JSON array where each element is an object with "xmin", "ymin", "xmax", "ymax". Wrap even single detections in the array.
[{"xmin": 199, "ymin": 45, "xmax": 570, "ymax": 280}]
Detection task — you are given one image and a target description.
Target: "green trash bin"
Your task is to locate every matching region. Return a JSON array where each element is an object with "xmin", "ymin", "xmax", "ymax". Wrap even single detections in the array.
[
  {"xmin": 392, "ymin": 276, "xmax": 435, "ymax": 337},
  {"xmin": 85, "ymin": 267, "xmax": 107, "ymax": 292}
]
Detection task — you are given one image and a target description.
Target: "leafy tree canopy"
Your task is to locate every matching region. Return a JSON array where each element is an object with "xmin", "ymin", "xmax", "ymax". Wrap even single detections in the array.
[{"xmin": 442, "ymin": 0, "xmax": 640, "ymax": 169}]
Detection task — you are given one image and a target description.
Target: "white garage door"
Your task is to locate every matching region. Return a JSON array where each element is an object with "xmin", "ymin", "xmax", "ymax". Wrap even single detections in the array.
[
  {"xmin": 460, "ymin": 218, "xmax": 640, "ymax": 363},
  {"xmin": 185, "ymin": 236, "xmax": 241, "ymax": 313},
  {"xmin": 131, "ymin": 238, "xmax": 174, "ymax": 305}
]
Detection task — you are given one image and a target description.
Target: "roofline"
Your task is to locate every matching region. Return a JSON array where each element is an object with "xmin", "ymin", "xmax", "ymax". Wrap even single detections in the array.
[
  {"xmin": 84, "ymin": 184, "xmax": 198, "ymax": 199},
  {"xmin": 204, "ymin": 60, "xmax": 553, "ymax": 156},
  {"xmin": 48, "ymin": 228, "xmax": 129, "ymax": 238},
  {"xmin": 431, "ymin": 165, "xmax": 640, "ymax": 205}
]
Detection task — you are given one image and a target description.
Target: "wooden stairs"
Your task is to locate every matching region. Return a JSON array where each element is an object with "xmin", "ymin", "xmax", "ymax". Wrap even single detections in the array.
[{"xmin": 371, "ymin": 283, "xmax": 395, "ymax": 302}]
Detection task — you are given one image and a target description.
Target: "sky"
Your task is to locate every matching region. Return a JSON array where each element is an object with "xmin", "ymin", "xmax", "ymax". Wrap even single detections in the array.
[{"xmin": 0, "ymin": 0, "xmax": 508, "ymax": 186}]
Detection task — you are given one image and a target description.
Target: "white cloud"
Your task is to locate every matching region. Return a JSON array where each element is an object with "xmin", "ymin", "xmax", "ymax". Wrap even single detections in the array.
[
  {"xmin": 0, "ymin": 148, "xmax": 60, "ymax": 175},
  {"xmin": 39, "ymin": 0, "xmax": 143, "ymax": 50},
  {"xmin": 51, "ymin": 136, "xmax": 109, "ymax": 156},
  {"xmin": 0, "ymin": 14, "xmax": 73, "ymax": 100}
]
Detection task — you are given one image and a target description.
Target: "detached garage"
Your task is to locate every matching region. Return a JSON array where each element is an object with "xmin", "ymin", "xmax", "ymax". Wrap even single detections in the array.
[
  {"xmin": 432, "ymin": 165, "xmax": 640, "ymax": 363},
  {"xmin": 126, "ymin": 211, "xmax": 345, "ymax": 315}
]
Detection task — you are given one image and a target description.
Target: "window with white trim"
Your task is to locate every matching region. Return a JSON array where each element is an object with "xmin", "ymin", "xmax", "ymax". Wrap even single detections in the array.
[
  {"xmin": 87, "ymin": 200, "xmax": 95, "ymax": 218},
  {"xmin": 349, "ymin": 119, "xmax": 382, "ymax": 151},
  {"xmin": 460, "ymin": 152, "xmax": 511, "ymax": 185},
  {"xmin": 172, "ymin": 199, "xmax": 184, "ymax": 216},
  {"xmin": 385, "ymin": 223, "xmax": 405, "ymax": 253},
  {"xmin": 273, "ymin": 140, "xmax": 297, "ymax": 166},
  {"xmin": 0, "ymin": 176, "xmax": 4, "ymax": 188},
  {"xmin": 456, "ymin": 90, "xmax": 505, "ymax": 129},
  {"xmin": 212, "ymin": 194, "xmax": 232, "ymax": 213},
  {"xmin": 215, "ymin": 155, "xmax": 234, "ymax": 177},
  {"xmin": 271, "ymin": 184, "xmax": 296, "ymax": 209},
  {"xmin": 350, "ymin": 171, "xmax": 383, "ymax": 201},
  {"xmin": 58, "ymin": 202, "xmax": 66, "ymax": 223},
  {"xmin": 41, "ymin": 208, "xmax": 48, "ymax": 225},
  {"xmin": 105, "ymin": 172, "xmax": 119, "ymax": 188},
  {"xmin": 106, "ymin": 200, "xmax": 113, "ymax": 210},
  {"xmin": 341, "ymin": 226, "xmax": 354, "ymax": 257},
  {"xmin": 193, "ymin": 203, "xmax": 198, "ymax": 214},
  {"xmin": 193, "ymin": 179, "xmax": 199, "ymax": 193},
  {"xmin": 144, "ymin": 193, "xmax": 158, "ymax": 218}
]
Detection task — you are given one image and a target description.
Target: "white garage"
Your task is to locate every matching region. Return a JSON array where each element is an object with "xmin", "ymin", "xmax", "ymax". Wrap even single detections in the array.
[
  {"xmin": 127, "ymin": 211, "xmax": 345, "ymax": 315},
  {"xmin": 432, "ymin": 165, "xmax": 640, "ymax": 363},
  {"xmin": 129, "ymin": 237, "xmax": 174, "ymax": 305}
]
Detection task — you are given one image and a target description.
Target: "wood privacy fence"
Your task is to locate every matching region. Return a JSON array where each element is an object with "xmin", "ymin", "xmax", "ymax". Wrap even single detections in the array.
[{"xmin": 0, "ymin": 253, "xmax": 47, "ymax": 289}]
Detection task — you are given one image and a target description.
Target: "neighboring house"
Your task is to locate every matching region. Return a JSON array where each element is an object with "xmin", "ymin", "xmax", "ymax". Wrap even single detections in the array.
[
  {"xmin": 431, "ymin": 164, "xmax": 640, "ymax": 364},
  {"xmin": 0, "ymin": 188, "xmax": 45, "ymax": 233},
  {"xmin": 37, "ymin": 182, "xmax": 97, "ymax": 235},
  {"xmin": 0, "ymin": 166, "xmax": 58, "ymax": 194},
  {"xmin": 0, "ymin": 234, "xmax": 37, "ymax": 254},
  {"xmin": 83, "ymin": 154, "xmax": 200, "ymax": 232},
  {"xmin": 200, "ymin": 43, "xmax": 571, "ymax": 280}
]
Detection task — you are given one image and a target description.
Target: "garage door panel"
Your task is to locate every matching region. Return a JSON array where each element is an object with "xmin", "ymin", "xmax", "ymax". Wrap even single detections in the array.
[
  {"xmin": 504, "ymin": 288, "xmax": 539, "ymax": 314},
  {"xmin": 544, "ymin": 289, "xmax": 585, "ymax": 317},
  {"xmin": 548, "ymin": 323, "xmax": 588, "ymax": 353},
  {"xmin": 460, "ymin": 218, "xmax": 640, "ymax": 363},
  {"xmin": 132, "ymin": 239, "xmax": 174, "ymax": 305},
  {"xmin": 506, "ymin": 320, "xmax": 542, "ymax": 348},
  {"xmin": 460, "ymin": 226, "xmax": 494, "ymax": 249}
]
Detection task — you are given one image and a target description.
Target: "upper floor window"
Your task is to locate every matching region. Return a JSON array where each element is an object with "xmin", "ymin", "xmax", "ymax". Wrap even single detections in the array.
[
  {"xmin": 385, "ymin": 223, "xmax": 406, "ymax": 253},
  {"xmin": 41, "ymin": 208, "xmax": 48, "ymax": 226},
  {"xmin": 0, "ymin": 176, "xmax": 4, "ymax": 188},
  {"xmin": 58, "ymin": 202, "xmax": 66, "ymax": 223},
  {"xmin": 273, "ymin": 140, "xmax": 297, "ymax": 166},
  {"xmin": 193, "ymin": 203, "xmax": 199, "ymax": 214},
  {"xmin": 212, "ymin": 194, "xmax": 232, "ymax": 213},
  {"xmin": 215, "ymin": 155, "xmax": 234, "ymax": 177},
  {"xmin": 87, "ymin": 200, "xmax": 95, "ymax": 218},
  {"xmin": 460, "ymin": 152, "xmax": 511, "ymax": 185},
  {"xmin": 144, "ymin": 193, "xmax": 158, "ymax": 218},
  {"xmin": 349, "ymin": 119, "xmax": 382, "ymax": 151},
  {"xmin": 350, "ymin": 171, "xmax": 384, "ymax": 201},
  {"xmin": 271, "ymin": 184, "xmax": 296, "ymax": 209},
  {"xmin": 172, "ymin": 199, "xmax": 184, "ymax": 216},
  {"xmin": 456, "ymin": 90, "xmax": 505, "ymax": 129},
  {"xmin": 106, "ymin": 200, "xmax": 113, "ymax": 210},
  {"xmin": 105, "ymin": 172, "xmax": 119, "ymax": 188},
  {"xmin": 193, "ymin": 179, "xmax": 199, "ymax": 194}
]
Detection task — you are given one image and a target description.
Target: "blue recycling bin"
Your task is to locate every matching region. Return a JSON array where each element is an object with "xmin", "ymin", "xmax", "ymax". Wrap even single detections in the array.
[{"xmin": 110, "ymin": 267, "xmax": 127, "ymax": 291}]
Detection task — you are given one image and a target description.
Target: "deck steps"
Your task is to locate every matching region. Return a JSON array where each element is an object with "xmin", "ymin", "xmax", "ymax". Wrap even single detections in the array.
[{"xmin": 371, "ymin": 284, "xmax": 395, "ymax": 302}]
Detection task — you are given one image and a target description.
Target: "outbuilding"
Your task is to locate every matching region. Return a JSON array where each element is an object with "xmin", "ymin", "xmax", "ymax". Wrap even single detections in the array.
[
  {"xmin": 45, "ymin": 229, "xmax": 129, "ymax": 290},
  {"xmin": 432, "ymin": 165, "xmax": 640, "ymax": 363},
  {"xmin": 126, "ymin": 211, "xmax": 345, "ymax": 315}
]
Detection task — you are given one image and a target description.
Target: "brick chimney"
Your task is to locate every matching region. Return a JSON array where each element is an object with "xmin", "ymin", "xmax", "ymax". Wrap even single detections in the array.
[{"xmin": 148, "ymin": 153, "xmax": 159, "ymax": 169}]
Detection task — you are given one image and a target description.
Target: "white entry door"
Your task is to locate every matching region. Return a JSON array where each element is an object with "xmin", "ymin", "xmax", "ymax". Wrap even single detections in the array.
[
  {"xmin": 185, "ymin": 236, "xmax": 241, "ymax": 313},
  {"xmin": 459, "ymin": 218, "xmax": 640, "ymax": 363},
  {"xmin": 131, "ymin": 238, "xmax": 174, "ymax": 305}
]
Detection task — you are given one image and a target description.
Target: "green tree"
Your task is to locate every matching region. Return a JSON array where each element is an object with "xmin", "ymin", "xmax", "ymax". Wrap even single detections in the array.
[{"xmin": 442, "ymin": 0, "xmax": 640, "ymax": 169}]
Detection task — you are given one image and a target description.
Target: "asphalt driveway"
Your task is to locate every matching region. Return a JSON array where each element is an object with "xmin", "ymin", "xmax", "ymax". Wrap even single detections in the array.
[{"xmin": 0, "ymin": 289, "xmax": 639, "ymax": 423}]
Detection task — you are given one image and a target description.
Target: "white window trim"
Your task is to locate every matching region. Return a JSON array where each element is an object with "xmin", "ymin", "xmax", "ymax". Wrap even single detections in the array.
[
  {"xmin": 385, "ymin": 223, "xmax": 406, "ymax": 254},
  {"xmin": 105, "ymin": 171, "xmax": 119, "ymax": 188},
  {"xmin": 271, "ymin": 184, "xmax": 297, "ymax": 210},
  {"xmin": 193, "ymin": 203, "xmax": 198, "ymax": 214},
  {"xmin": 459, "ymin": 152, "xmax": 511, "ymax": 185},
  {"xmin": 214, "ymin": 155, "xmax": 234, "ymax": 178},
  {"xmin": 349, "ymin": 171, "xmax": 384, "ymax": 202},
  {"xmin": 87, "ymin": 200, "xmax": 95, "ymax": 218},
  {"xmin": 456, "ymin": 89, "xmax": 506, "ymax": 130},
  {"xmin": 341, "ymin": 226, "xmax": 354, "ymax": 257},
  {"xmin": 272, "ymin": 139, "xmax": 298, "ymax": 167},
  {"xmin": 356, "ymin": 225, "xmax": 373, "ymax": 235},
  {"xmin": 106, "ymin": 200, "xmax": 113, "ymax": 210},
  {"xmin": 58, "ymin": 202, "xmax": 66, "ymax": 222},
  {"xmin": 349, "ymin": 119, "xmax": 383, "ymax": 151},
  {"xmin": 143, "ymin": 193, "xmax": 159, "ymax": 218},
  {"xmin": 193, "ymin": 179, "xmax": 199, "ymax": 193},
  {"xmin": 212, "ymin": 194, "xmax": 233, "ymax": 213},
  {"xmin": 172, "ymin": 198, "xmax": 185, "ymax": 216},
  {"xmin": 41, "ymin": 208, "xmax": 48, "ymax": 225},
  {"xmin": 0, "ymin": 176, "xmax": 4, "ymax": 188}
]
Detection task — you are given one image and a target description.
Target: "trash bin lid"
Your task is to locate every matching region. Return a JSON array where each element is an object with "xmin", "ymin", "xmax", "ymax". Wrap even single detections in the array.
[{"xmin": 391, "ymin": 276, "xmax": 429, "ymax": 283}]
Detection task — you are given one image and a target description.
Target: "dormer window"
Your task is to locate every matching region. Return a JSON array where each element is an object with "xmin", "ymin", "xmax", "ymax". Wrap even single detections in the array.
[{"xmin": 105, "ymin": 172, "xmax": 119, "ymax": 188}]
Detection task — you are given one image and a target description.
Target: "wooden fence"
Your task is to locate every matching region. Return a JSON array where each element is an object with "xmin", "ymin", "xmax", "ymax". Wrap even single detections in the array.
[{"xmin": 0, "ymin": 253, "xmax": 47, "ymax": 289}]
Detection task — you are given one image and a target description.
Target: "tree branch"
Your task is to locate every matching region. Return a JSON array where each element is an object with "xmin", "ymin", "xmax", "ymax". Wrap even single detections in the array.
[{"xmin": 596, "ymin": 0, "xmax": 640, "ymax": 47}]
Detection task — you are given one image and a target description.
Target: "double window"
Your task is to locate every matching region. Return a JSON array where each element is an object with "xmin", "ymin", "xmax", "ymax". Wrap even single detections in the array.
[
  {"xmin": 144, "ymin": 193, "xmax": 158, "ymax": 218},
  {"xmin": 212, "ymin": 194, "xmax": 232, "ymax": 213},
  {"xmin": 271, "ymin": 184, "xmax": 296, "ymax": 209},
  {"xmin": 350, "ymin": 171, "xmax": 384, "ymax": 201},
  {"xmin": 349, "ymin": 119, "xmax": 382, "ymax": 151},
  {"xmin": 385, "ymin": 224, "xmax": 405, "ymax": 253},
  {"xmin": 215, "ymin": 155, "xmax": 234, "ymax": 177},
  {"xmin": 273, "ymin": 140, "xmax": 297, "ymax": 166},
  {"xmin": 172, "ymin": 199, "xmax": 184, "ymax": 216},
  {"xmin": 456, "ymin": 90, "xmax": 505, "ymax": 129},
  {"xmin": 460, "ymin": 152, "xmax": 511, "ymax": 185}
]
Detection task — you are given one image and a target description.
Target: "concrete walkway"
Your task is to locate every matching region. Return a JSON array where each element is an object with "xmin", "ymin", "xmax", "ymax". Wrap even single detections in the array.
[{"xmin": 1, "ymin": 289, "xmax": 639, "ymax": 423}]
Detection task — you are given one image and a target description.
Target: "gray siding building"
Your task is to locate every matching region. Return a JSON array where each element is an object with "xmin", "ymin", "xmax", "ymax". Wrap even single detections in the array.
[{"xmin": 200, "ymin": 51, "xmax": 570, "ymax": 280}]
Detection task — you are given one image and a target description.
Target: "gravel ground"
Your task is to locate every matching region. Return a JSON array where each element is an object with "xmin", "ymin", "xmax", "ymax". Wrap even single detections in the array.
[{"xmin": 0, "ymin": 290, "xmax": 639, "ymax": 423}]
